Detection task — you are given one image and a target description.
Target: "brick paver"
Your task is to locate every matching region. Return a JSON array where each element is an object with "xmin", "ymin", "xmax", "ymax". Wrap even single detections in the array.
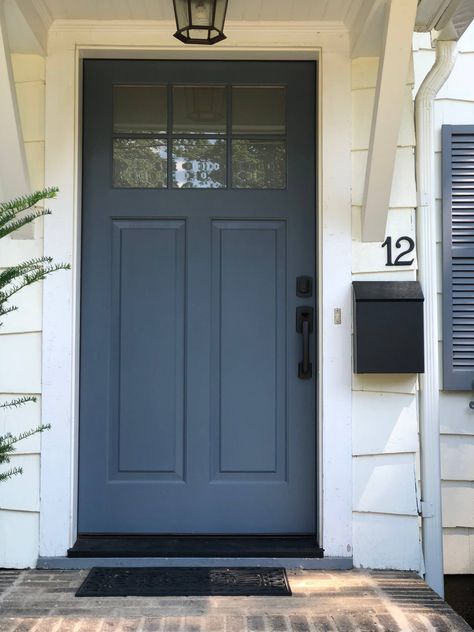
[{"xmin": 0, "ymin": 569, "xmax": 470, "ymax": 631}]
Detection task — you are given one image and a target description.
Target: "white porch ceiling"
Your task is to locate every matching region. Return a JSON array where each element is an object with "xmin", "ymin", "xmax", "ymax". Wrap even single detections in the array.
[
  {"xmin": 4, "ymin": 0, "xmax": 474, "ymax": 57},
  {"xmin": 31, "ymin": 0, "xmax": 364, "ymax": 23}
]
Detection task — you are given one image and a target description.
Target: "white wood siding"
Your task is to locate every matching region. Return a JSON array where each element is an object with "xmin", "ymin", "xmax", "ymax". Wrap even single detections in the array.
[
  {"xmin": 351, "ymin": 56, "xmax": 423, "ymax": 571},
  {"xmin": 414, "ymin": 24, "xmax": 474, "ymax": 574},
  {"xmin": 0, "ymin": 54, "xmax": 45, "ymax": 568}
]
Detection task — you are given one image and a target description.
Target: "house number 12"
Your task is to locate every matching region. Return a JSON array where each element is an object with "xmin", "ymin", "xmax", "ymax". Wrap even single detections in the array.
[{"xmin": 381, "ymin": 236, "xmax": 415, "ymax": 267}]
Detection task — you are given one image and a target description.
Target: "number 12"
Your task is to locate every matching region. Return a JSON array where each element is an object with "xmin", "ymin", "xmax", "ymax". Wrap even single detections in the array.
[{"xmin": 381, "ymin": 236, "xmax": 415, "ymax": 267}]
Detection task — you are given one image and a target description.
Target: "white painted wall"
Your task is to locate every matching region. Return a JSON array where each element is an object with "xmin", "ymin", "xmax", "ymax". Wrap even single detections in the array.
[
  {"xmin": 0, "ymin": 54, "xmax": 45, "ymax": 568},
  {"xmin": 414, "ymin": 24, "xmax": 474, "ymax": 574},
  {"xmin": 351, "ymin": 56, "xmax": 423, "ymax": 571}
]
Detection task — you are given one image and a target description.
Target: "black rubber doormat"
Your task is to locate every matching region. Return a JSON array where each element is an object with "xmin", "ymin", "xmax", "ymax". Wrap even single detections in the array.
[{"xmin": 76, "ymin": 566, "xmax": 292, "ymax": 597}]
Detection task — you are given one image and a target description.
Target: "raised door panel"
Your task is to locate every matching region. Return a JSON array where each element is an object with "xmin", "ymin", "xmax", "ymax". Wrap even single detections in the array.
[
  {"xmin": 211, "ymin": 221, "xmax": 287, "ymax": 481},
  {"xmin": 109, "ymin": 219, "xmax": 186, "ymax": 480}
]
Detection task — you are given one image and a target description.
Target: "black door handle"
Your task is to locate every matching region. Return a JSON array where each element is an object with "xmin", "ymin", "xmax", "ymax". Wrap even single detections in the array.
[{"xmin": 296, "ymin": 306, "xmax": 313, "ymax": 379}]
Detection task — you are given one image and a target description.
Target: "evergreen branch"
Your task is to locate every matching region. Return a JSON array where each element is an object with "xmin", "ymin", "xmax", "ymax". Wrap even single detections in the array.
[
  {"xmin": 0, "ymin": 467, "xmax": 23, "ymax": 482},
  {"xmin": 0, "ymin": 187, "xmax": 58, "ymax": 216},
  {"xmin": 1, "ymin": 425, "xmax": 51, "ymax": 449},
  {"xmin": 0, "ymin": 396, "xmax": 37, "ymax": 410},
  {"xmin": 0, "ymin": 209, "xmax": 52, "ymax": 239},
  {"xmin": 0, "ymin": 263, "xmax": 71, "ymax": 303},
  {"xmin": 0, "ymin": 257, "xmax": 55, "ymax": 287},
  {"xmin": 0, "ymin": 304, "xmax": 18, "ymax": 320}
]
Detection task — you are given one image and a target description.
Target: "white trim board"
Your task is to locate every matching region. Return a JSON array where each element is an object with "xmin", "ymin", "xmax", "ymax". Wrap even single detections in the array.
[{"xmin": 41, "ymin": 24, "xmax": 353, "ymax": 561}]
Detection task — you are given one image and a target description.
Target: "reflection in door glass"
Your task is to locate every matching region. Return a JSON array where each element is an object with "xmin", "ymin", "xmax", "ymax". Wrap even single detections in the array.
[
  {"xmin": 113, "ymin": 139, "xmax": 168, "ymax": 188},
  {"xmin": 232, "ymin": 86, "xmax": 285, "ymax": 134},
  {"xmin": 173, "ymin": 86, "xmax": 226, "ymax": 135},
  {"xmin": 113, "ymin": 86, "xmax": 167, "ymax": 134},
  {"xmin": 172, "ymin": 139, "xmax": 226, "ymax": 188},
  {"xmin": 232, "ymin": 140, "xmax": 286, "ymax": 189}
]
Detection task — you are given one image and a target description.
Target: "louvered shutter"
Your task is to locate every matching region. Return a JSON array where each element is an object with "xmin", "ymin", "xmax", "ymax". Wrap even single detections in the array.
[{"xmin": 442, "ymin": 125, "xmax": 474, "ymax": 390}]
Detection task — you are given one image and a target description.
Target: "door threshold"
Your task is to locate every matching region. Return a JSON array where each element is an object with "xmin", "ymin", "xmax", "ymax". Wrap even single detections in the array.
[
  {"xmin": 40, "ymin": 556, "xmax": 351, "ymax": 571},
  {"xmin": 68, "ymin": 535, "xmax": 324, "ymax": 559}
]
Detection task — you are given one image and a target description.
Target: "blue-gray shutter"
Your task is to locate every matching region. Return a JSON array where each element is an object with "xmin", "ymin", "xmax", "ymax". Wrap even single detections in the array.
[{"xmin": 442, "ymin": 125, "xmax": 474, "ymax": 390}]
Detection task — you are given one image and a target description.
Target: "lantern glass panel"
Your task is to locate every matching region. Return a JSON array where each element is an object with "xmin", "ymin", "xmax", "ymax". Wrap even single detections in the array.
[
  {"xmin": 190, "ymin": 0, "xmax": 213, "ymax": 26},
  {"xmin": 213, "ymin": 0, "xmax": 227, "ymax": 31},
  {"xmin": 174, "ymin": 0, "xmax": 189, "ymax": 30},
  {"xmin": 173, "ymin": 86, "xmax": 227, "ymax": 134}
]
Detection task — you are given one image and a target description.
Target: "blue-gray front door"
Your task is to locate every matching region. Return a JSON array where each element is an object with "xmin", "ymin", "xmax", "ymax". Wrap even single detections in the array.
[{"xmin": 79, "ymin": 60, "xmax": 316, "ymax": 534}]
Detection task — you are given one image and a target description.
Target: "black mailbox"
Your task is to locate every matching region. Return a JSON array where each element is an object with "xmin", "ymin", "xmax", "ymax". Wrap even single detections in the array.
[{"xmin": 352, "ymin": 281, "xmax": 424, "ymax": 374}]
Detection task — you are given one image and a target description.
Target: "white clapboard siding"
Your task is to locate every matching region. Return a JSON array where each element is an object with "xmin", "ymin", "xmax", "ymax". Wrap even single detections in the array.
[
  {"xmin": 434, "ymin": 100, "xmax": 474, "ymax": 151},
  {"xmin": 440, "ymin": 392, "xmax": 474, "ymax": 435},
  {"xmin": 352, "ymin": 207, "xmax": 417, "ymax": 273},
  {"xmin": 0, "ymin": 54, "xmax": 45, "ymax": 570},
  {"xmin": 353, "ymin": 391, "xmax": 418, "ymax": 455},
  {"xmin": 0, "ymin": 333, "xmax": 42, "ymax": 394},
  {"xmin": 0, "ymin": 394, "xmax": 42, "ymax": 454},
  {"xmin": 24, "ymin": 142, "xmax": 45, "ymax": 193},
  {"xmin": 0, "ymin": 510, "xmax": 39, "ymax": 568},
  {"xmin": 353, "ymin": 453, "xmax": 419, "ymax": 515},
  {"xmin": 443, "ymin": 528, "xmax": 474, "ymax": 574},
  {"xmin": 352, "ymin": 373, "xmax": 418, "ymax": 395},
  {"xmin": 11, "ymin": 54, "xmax": 45, "ymax": 82},
  {"xmin": 0, "ymin": 455, "xmax": 40, "ymax": 511},
  {"xmin": 437, "ymin": 53, "xmax": 474, "ymax": 102},
  {"xmin": 442, "ymin": 482, "xmax": 474, "ymax": 527},
  {"xmin": 353, "ymin": 513, "xmax": 422, "ymax": 570},
  {"xmin": 352, "ymin": 85, "xmax": 415, "ymax": 151},
  {"xmin": 0, "ymin": 238, "xmax": 43, "ymax": 267},
  {"xmin": 0, "ymin": 281, "xmax": 43, "ymax": 334},
  {"xmin": 350, "ymin": 54, "xmax": 420, "ymax": 570},
  {"xmin": 15, "ymin": 81, "xmax": 45, "ymax": 143},
  {"xmin": 441, "ymin": 435, "xmax": 474, "ymax": 481},
  {"xmin": 351, "ymin": 57, "xmax": 379, "ymax": 90},
  {"xmin": 352, "ymin": 147, "xmax": 417, "ymax": 208}
]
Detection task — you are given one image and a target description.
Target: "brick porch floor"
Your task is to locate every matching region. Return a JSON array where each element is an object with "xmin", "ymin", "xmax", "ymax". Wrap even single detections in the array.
[{"xmin": 0, "ymin": 569, "xmax": 471, "ymax": 631}]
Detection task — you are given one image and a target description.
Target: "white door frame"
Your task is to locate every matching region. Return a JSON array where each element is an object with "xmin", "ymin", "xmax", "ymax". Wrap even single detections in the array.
[{"xmin": 40, "ymin": 21, "xmax": 353, "ymax": 560}]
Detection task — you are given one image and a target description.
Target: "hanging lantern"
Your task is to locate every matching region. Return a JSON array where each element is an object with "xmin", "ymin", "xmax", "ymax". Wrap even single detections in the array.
[{"xmin": 173, "ymin": 0, "xmax": 229, "ymax": 45}]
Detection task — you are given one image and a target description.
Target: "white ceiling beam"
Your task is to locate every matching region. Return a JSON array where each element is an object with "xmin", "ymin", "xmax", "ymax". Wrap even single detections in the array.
[
  {"xmin": 0, "ymin": 1, "xmax": 30, "ymax": 200},
  {"xmin": 361, "ymin": 0, "xmax": 418, "ymax": 242}
]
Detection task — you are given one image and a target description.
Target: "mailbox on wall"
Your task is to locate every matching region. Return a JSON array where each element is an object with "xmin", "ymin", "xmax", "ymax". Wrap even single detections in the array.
[{"xmin": 352, "ymin": 281, "xmax": 425, "ymax": 374}]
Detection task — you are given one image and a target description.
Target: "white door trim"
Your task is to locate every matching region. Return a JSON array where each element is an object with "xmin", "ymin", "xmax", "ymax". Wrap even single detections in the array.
[{"xmin": 40, "ymin": 22, "xmax": 353, "ymax": 559}]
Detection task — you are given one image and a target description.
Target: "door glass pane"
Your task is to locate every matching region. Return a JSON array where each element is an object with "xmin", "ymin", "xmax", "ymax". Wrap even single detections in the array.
[
  {"xmin": 232, "ymin": 140, "xmax": 286, "ymax": 189},
  {"xmin": 113, "ymin": 138, "xmax": 167, "ymax": 188},
  {"xmin": 114, "ymin": 86, "xmax": 167, "ymax": 134},
  {"xmin": 173, "ymin": 86, "xmax": 226, "ymax": 134},
  {"xmin": 172, "ymin": 138, "xmax": 226, "ymax": 188},
  {"xmin": 232, "ymin": 86, "xmax": 285, "ymax": 134}
]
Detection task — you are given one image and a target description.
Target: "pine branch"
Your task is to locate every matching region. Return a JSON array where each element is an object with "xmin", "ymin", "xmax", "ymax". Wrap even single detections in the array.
[
  {"xmin": 0, "ymin": 262, "xmax": 71, "ymax": 304},
  {"xmin": 0, "ymin": 187, "xmax": 62, "ymax": 486},
  {"xmin": 0, "ymin": 258, "xmax": 55, "ymax": 291},
  {"xmin": 0, "ymin": 187, "xmax": 58, "ymax": 216},
  {"xmin": 0, "ymin": 396, "xmax": 37, "ymax": 410},
  {"xmin": 0, "ymin": 209, "xmax": 52, "ymax": 239},
  {"xmin": 0, "ymin": 467, "xmax": 23, "ymax": 482},
  {"xmin": 1, "ymin": 424, "xmax": 51, "ymax": 449},
  {"xmin": 0, "ymin": 304, "xmax": 18, "ymax": 321}
]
